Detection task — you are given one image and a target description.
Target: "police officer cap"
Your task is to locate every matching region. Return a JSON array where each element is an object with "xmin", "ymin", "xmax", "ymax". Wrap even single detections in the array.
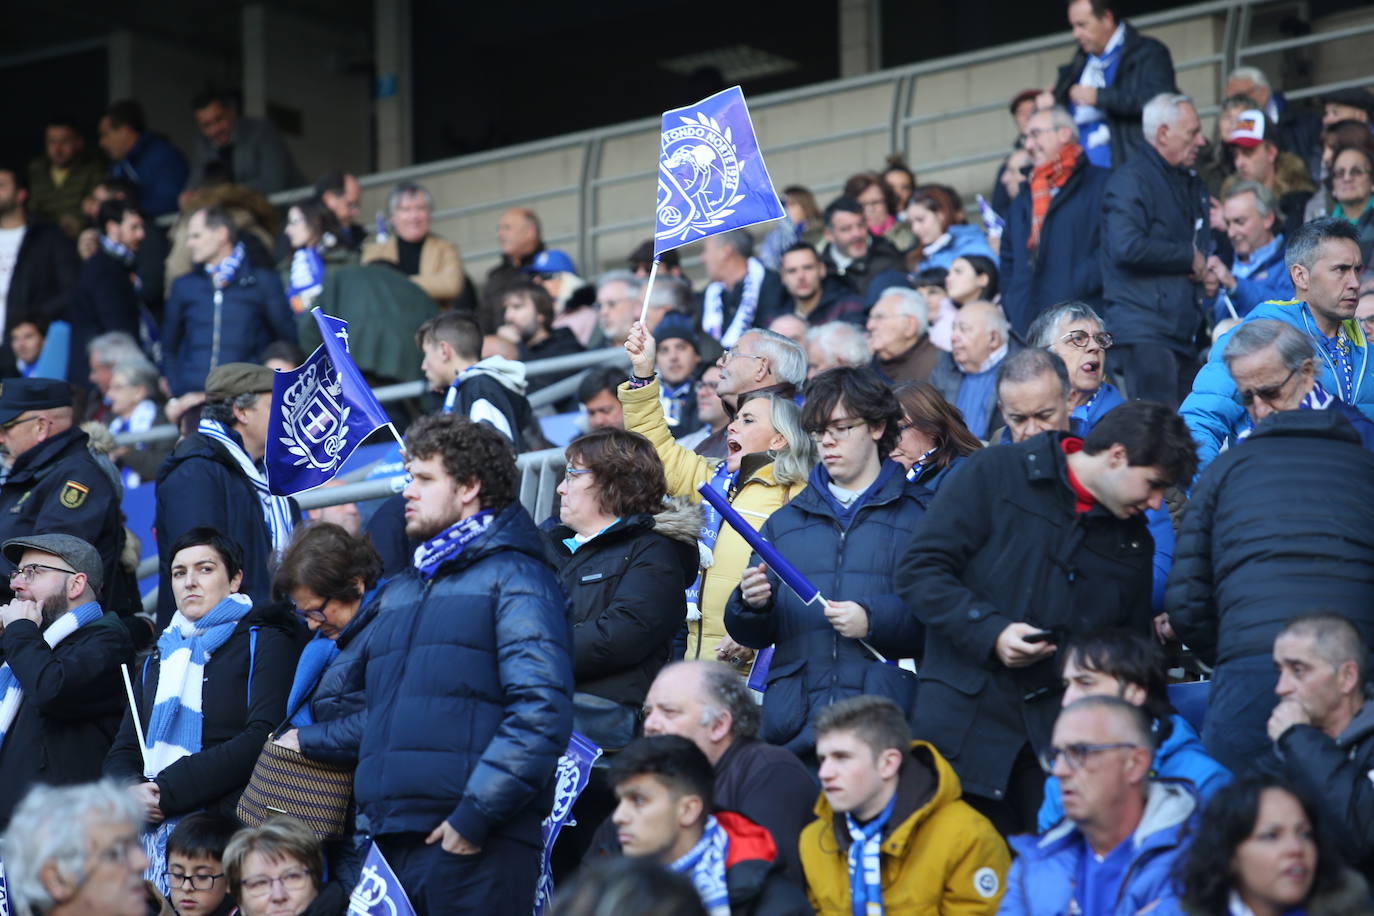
[
  {"xmin": 2, "ymin": 533, "xmax": 103, "ymax": 594},
  {"xmin": 0, "ymin": 377, "xmax": 71, "ymax": 426},
  {"xmin": 205, "ymin": 363, "xmax": 276, "ymax": 402}
]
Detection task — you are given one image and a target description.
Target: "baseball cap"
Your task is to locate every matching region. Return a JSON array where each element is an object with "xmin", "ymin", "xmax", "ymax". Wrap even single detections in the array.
[
  {"xmin": 3, "ymin": 533, "xmax": 103, "ymax": 594},
  {"xmin": 0, "ymin": 377, "xmax": 71, "ymax": 426},
  {"xmin": 522, "ymin": 249, "xmax": 576, "ymax": 275},
  {"xmin": 205, "ymin": 363, "xmax": 276, "ymax": 401},
  {"xmin": 1228, "ymin": 109, "xmax": 1270, "ymax": 149}
]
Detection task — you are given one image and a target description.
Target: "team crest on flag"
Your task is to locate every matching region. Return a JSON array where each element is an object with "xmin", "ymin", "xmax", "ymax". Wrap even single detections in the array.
[
  {"xmin": 654, "ymin": 86, "xmax": 784, "ymax": 255},
  {"xmin": 348, "ymin": 843, "xmax": 415, "ymax": 916},
  {"xmin": 276, "ymin": 363, "xmax": 353, "ymax": 471},
  {"xmin": 58, "ymin": 481, "xmax": 89, "ymax": 509}
]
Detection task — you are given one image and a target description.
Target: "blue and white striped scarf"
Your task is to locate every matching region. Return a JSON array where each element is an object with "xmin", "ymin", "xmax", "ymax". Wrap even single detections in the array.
[
  {"xmin": 145, "ymin": 592, "xmax": 253, "ymax": 777},
  {"xmin": 413, "ymin": 511, "xmax": 493, "ymax": 580},
  {"xmin": 846, "ymin": 793, "xmax": 896, "ymax": 916},
  {"xmin": 198, "ymin": 418, "xmax": 295, "ymax": 555},
  {"xmin": 669, "ymin": 814, "xmax": 730, "ymax": 916},
  {"xmin": 686, "ymin": 462, "xmax": 735, "ymax": 623},
  {"xmin": 0, "ymin": 601, "xmax": 104, "ymax": 753},
  {"xmin": 207, "ymin": 241, "xmax": 247, "ymax": 290}
]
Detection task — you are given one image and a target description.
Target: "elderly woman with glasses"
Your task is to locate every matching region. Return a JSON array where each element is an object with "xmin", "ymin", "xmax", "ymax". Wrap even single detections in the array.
[
  {"xmin": 1027, "ymin": 301, "xmax": 1123, "ymax": 436},
  {"xmin": 224, "ymin": 816, "xmax": 345, "ymax": 916},
  {"xmin": 269, "ymin": 522, "xmax": 385, "ymax": 889}
]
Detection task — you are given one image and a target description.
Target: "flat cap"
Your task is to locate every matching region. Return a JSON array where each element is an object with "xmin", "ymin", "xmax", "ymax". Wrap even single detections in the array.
[
  {"xmin": 205, "ymin": 363, "xmax": 276, "ymax": 402},
  {"xmin": 3, "ymin": 533, "xmax": 103, "ymax": 594}
]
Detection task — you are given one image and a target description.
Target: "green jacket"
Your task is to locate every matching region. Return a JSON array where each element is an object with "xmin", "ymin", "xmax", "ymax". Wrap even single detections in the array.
[
  {"xmin": 300, "ymin": 263, "xmax": 434, "ymax": 384},
  {"xmin": 27, "ymin": 154, "xmax": 107, "ymax": 238}
]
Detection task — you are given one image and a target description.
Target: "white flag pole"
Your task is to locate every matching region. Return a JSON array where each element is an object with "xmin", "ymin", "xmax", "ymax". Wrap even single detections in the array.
[
  {"xmin": 120, "ymin": 664, "xmax": 152, "ymax": 776},
  {"xmin": 637, "ymin": 256, "xmax": 662, "ymax": 327},
  {"xmin": 385, "ymin": 422, "xmax": 407, "ymax": 455}
]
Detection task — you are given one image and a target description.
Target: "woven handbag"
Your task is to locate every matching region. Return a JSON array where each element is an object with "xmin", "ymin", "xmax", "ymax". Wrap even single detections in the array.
[{"xmin": 236, "ymin": 734, "xmax": 353, "ymax": 840}]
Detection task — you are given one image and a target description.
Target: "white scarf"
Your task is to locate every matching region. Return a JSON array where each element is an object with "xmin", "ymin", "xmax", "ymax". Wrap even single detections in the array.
[
  {"xmin": 702, "ymin": 257, "xmax": 766, "ymax": 347},
  {"xmin": 198, "ymin": 418, "xmax": 295, "ymax": 554},
  {"xmin": 0, "ymin": 601, "xmax": 104, "ymax": 752}
]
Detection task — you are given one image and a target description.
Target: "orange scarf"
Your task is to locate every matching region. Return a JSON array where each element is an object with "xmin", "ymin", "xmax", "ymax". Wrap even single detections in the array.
[{"xmin": 1028, "ymin": 143, "xmax": 1081, "ymax": 250}]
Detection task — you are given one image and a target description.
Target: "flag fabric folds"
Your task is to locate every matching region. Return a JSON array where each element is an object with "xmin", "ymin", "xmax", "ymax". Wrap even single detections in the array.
[
  {"xmin": 266, "ymin": 309, "xmax": 390, "ymax": 496},
  {"xmin": 534, "ymin": 731, "xmax": 603, "ymax": 915},
  {"xmin": 347, "ymin": 843, "xmax": 416, "ymax": 916},
  {"xmin": 655, "ymin": 86, "xmax": 784, "ymax": 257}
]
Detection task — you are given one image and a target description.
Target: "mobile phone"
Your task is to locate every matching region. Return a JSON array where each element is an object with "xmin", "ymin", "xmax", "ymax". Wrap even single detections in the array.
[{"xmin": 1022, "ymin": 629, "xmax": 1055, "ymax": 644}]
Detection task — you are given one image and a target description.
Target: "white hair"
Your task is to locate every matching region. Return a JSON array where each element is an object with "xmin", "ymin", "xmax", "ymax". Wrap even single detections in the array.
[
  {"xmin": 876, "ymin": 286, "xmax": 929, "ymax": 337},
  {"xmin": 1226, "ymin": 66, "xmax": 1270, "ymax": 90},
  {"xmin": 805, "ymin": 322, "xmax": 872, "ymax": 370},
  {"xmin": 1036, "ymin": 105, "xmax": 1076, "ymax": 132},
  {"xmin": 740, "ymin": 328, "xmax": 807, "ymax": 387},
  {"xmin": 1142, "ymin": 93, "xmax": 1195, "ymax": 140}
]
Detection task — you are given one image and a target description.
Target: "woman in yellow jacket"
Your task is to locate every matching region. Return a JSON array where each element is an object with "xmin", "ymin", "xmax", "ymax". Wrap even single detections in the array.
[{"xmin": 619, "ymin": 321, "xmax": 815, "ymax": 665}]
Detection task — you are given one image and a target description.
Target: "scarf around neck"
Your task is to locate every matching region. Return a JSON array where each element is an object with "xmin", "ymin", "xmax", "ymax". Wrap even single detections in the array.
[
  {"xmin": 413, "ymin": 511, "xmax": 494, "ymax": 580},
  {"xmin": 207, "ymin": 241, "xmax": 247, "ymax": 290},
  {"xmin": 0, "ymin": 601, "xmax": 104, "ymax": 753},
  {"xmin": 100, "ymin": 234, "xmax": 138, "ymax": 268},
  {"xmin": 686, "ymin": 462, "xmax": 737, "ymax": 622},
  {"xmin": 669, "ymin": 814, "xmax": 731, "ymax": 916},
  {"xmin": 847, "ymin": 793, "xmax": 896, "ymax": 916},
  {"xmin": 1028, "ymin": 143, "xmax": 1081, "ymax": 249},
  {"xmin": 198, "ymin": 419, "xmax": 295, "ymax": 555},
  {"xmin": 702, "ymin": 256, "xmax": 765, "ymax": 347}
]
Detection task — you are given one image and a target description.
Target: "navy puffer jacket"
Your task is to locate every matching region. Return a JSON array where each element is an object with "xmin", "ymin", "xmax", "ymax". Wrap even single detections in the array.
[
  {"xmin": 725, "ymin": 461, "xmax": 928, "ymax": 757},
  {"xmin": 295, "ymin": 597, "xmax": 383, "ymax": 766},
  {"xmin": 353, "ymin": 502, "xmax": 574, "ymax": 846}
]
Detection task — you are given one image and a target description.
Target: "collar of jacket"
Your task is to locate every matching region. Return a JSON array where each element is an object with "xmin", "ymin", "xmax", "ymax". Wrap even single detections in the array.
[
  {"xmin": 819, "ymin": 741, "xmax": 955, "ymax": 857},
  {"xmin": 1069, "ymin": 20, "xmax": 1144, "ymax": 72},
  {"xmin": 1020, "ymin": 431, "xmax": 1128, "ymax": 522},
  {"xmin": 791, "ymin": 458, "xmax": 915, "ymax": 519},
  {"xmin": 1249, "ymin": 404, "xmax": 1362, "ymax": 445},
  {"xmin": 6, "ymin": 426, "xmax": 88, "ymax": 482},
  {"xmin": 732, "ymin": 451, "xmax": 781, "ymax": 492},
  {"xmin": 334, "ymin": 588, "xmax": 383, "ymax": 650},
  {"xmin": 1028, "ymin": 779, "xmax": 1197, "ymax": 858},
  {"xmin": 1336, "ymin": 696, "xmax": 1374, "ymax": 747}
]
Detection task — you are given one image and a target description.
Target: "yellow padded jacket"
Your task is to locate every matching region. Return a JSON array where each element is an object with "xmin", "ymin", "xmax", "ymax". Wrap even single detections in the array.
[{"xmin": 800, "ymin": 741, "xmax": 1010, "ymax": 916}]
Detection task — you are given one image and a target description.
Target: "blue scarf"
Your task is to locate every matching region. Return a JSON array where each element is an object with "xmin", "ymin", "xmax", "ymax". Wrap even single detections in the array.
[
  {"xmin": 413, "ymin": 511, "xmax": 494, "ymax": 580},
  {"xmin": 286, "ymin": 635, "xmax": 340, "ymax": 728},
  {"xmin": 668, "ymin": 815, "xmax": 731, "ymax": 916},
  {"xmin": 846, "ymin": 794, "xmax": 896, "ymax": 916},
  {"xmin": 100, "ymin": 234, "xmax": 138, "ymax": 269},
  {"xmin": 687, "ymin": 463, "xmax": 735, "ymax": 623},
  {"xmin": 1074, "ymin": 25, "xmax": 1126, "ymax": 168},
  {"xmin": 287, "ymin": 246, "xmax": 326, "ymax": 313},
  {"xmin": 0, "ymin": 601, "xmax": 104, "ymax": 753},
  {"xmin": 1318, "ymin": 329, "xmax": 1355, "ymax": 402},
  {"xmin": 207, "ymin": 242, "xmax": 247, "ymax": 290},
  {"xmin": 198, "ymin": 419, "xmax": 296, "ymax": 555},
  {"xmin": 662, "ymin": 378, "xmax": 695, "ymax": 428}
]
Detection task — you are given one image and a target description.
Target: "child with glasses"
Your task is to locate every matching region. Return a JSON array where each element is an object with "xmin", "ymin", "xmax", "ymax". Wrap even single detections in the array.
[{"xmin": 165, "ymin": 812, "xmax": 238, "ymax": 916}]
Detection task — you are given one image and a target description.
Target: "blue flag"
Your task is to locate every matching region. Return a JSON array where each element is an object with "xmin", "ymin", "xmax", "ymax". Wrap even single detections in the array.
[
  {"xmin": 534, "ymin": 731, "xmax": 602, "ymax": 915},
  {"xmin": 655, "ymin": 86, "xmax": 784, "ymax": 256},
  {"xmin": 348, "ymin": 843, "xmax": 415, "ymax": 916},
  {"xmin": 266, "ymin": 310, "xmax": 391, "ymax": 496}
]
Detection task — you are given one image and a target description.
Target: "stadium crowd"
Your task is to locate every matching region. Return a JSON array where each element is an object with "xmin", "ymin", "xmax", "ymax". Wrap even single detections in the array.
[{"xmin": 2, "ymin": 1, "xmax": 1374, "ymax": 914}]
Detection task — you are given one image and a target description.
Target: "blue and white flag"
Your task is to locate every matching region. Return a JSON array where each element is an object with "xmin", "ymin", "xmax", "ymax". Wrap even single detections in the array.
[
  {"xmin": 266, "ymin": 309, "xmax": 391, "ymax": 496},
  {"xmin": 534, "ymin": 731, "xmax": 602, "ymax": 915},
  {"xmin": 348, "ymin": 843, "xmax": 416, "ymax": 916},
  {"xmin": 655, "ymin": 86, "xmax": 784, "ymax": 256}
]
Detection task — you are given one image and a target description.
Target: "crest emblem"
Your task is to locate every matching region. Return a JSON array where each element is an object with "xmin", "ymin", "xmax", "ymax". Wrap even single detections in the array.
[
  {"xmin": 656, "ymin": 110, "xmax": 745, "ymax": 246},
  {"xmin": 59, "ymin": 481, "xmax": 89, "ymax": 509},
  {"xmin": 974, "ymin": 866, "xmax": 1000, "ymax": 898},
  {"xmin": 276, "ymin": 360, "xmax": 353, "ymax": 473},
  {"xmin": 347, "ymin": 864, "xmax": 398, "ymax": 916}
]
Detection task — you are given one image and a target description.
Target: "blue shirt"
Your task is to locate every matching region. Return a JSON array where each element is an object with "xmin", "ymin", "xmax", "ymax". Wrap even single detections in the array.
[{"xmin": 1076, "ymin": 835, "xmax": 1134, "ymax": 916}]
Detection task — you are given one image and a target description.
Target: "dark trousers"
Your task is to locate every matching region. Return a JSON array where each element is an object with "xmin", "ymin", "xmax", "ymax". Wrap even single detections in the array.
[
  {"xmin": 1203, "ymin": 654, "xmax": 1281, "ymax": 775},
  {"xmin": 376, "ymin": 830, "xmax": 542, "ymax": 916},
  {"xmin": 964, "ymin": 743, "xmax": 1044, "ymax": 837},
  {"xmin": 1112, "ymin": 343, "xmax": 1198, "ymax": 408}
]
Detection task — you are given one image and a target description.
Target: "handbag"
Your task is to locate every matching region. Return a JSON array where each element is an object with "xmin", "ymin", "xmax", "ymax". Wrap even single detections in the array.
[{"xmin": 572, "ymin": 691, "xmax": 640, "ymax": 753}]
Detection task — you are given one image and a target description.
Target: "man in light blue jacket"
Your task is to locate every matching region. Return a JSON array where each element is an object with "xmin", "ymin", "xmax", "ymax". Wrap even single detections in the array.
[{"xmin": 1180, "ymin": 217, "xmax": 1369, "ymax": 472}]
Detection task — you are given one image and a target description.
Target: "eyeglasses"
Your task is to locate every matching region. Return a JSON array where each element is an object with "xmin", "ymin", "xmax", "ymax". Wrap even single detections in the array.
[
  {"xmin": 291, "ymin": 597, "xmax": 330, "ymax": 623},
  {"xmin": 1038, "ymin": 742, "xmax": 1141, "ymax": 774},
  {"xmin": 0, "ymin": 415, "xmax": 41, "ymax": 431},
  {"xmin": 720, "ymin": 348, "xmax": 765, "ymax": 363},
  {"xmin": 806, "ymin": 418, "xmax": 868, "ymax": 443},
  {"xmin": 1058, "ymin": 330, "xmax": 1114, "ymax": 350},
  {"xmin": 563, "ymin": 465, "xmax": 593, "ymax": 479},
  {"xmin": 9, "ymin": 562, "xmax": 76, "ymax": 582},
  {"xmin": 1333, "ymin": 167, "xmax": 1370, "ymax": 181},
  {"xmin": 90, "ymin": 834, "xmax": 143, "ymax": 869},
  {"xmin": 163, "ymin": 871, "xmax": 224, "ymax": 891},
  {"xmin": 1233, "ymin": 366, "xmax": 1299, "ymax": 407},
  {"xmin": 241, "ymin": 869, "xmax": 313, "ymax": 897}
]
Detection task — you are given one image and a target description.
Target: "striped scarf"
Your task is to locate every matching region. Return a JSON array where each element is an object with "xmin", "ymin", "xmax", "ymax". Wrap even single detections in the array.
[
  {"xmin": 207, "ymin": 242, "xmax": 247, "ymax": 290},
  {"xmin": 144, "ymin": 593, "xmax": 253, "ymax": 777},
  {"xmin": 1028, "ymin": 143, "xmax": 1080, "ymax": 250},
  {"xmin": 847, "ymin": 794, "xmax": 896, "ymax": 916},
  {"xmin": 198, "ymin": 418, "xmax": 296, "ymax": 555},
  {"xmin": 413, "ymin": 511, "xmax": 494, "ymax": 580},
  {"xmin": 702, "ymin": 257, "xmax": 765, "ymax": 347},
  {"xmin": 0, "ymin": 601, "xmax": 104, "ymax": 753},
  {"xmin": 669, "ymin": 815, "xmax": 730, "ymax": 916}
]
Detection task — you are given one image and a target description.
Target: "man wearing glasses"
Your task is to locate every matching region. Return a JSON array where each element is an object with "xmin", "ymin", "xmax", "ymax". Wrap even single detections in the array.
[
  {"xmin": 0, "ymin": 378, "xmax": 125, "ymax": 609},
  {"xmin": 1167, "ymin": 318, "xmax": 1374, "ymax": 772},
  {"xmin": 1000, "ymin": 696, "xmax": 1196, "ymax": 916}
]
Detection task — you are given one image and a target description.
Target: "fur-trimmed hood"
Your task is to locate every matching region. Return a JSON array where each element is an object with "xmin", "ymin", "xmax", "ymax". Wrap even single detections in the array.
[{"xmin": 652, "ymin": 496, "xmax": 703, "ymax": 546}]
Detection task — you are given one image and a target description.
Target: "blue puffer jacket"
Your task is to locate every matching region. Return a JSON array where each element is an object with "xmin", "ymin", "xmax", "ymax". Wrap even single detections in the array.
[
  {"xmin": 911, "ymin": 224, "xmax": 997, "ymax": 274},
  {"xmin": 1036, "ymin": 715, "xmax": 1229, "ymax": 831},
  {"xmin": 1180, "ymin": 299, "xmax": 1374, "ymax": 473},
  {"xmin": 353, "ymin": 502, "xmax": 574, "ymax": 846},
  {"xmin": 1001, "ymin": 781, "xmax": 1198, "ymax": 916},
  {"xmin": 296, "ymin": 596, "xmax": 383, "ymax": 766},
  {"xmin": 163, "ymin": 264, "xmax": 297, "ymax": 395},
  {"xmin": 724, "ymin": 461, "xmax": 929, "ymax": 756}
]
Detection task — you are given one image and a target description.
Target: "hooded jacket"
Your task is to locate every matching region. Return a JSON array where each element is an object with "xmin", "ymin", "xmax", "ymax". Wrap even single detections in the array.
[
  {"xmin": 714, "ymin": 810, "xmax": 814, "ymax": 915},
  {"xmin": 451, "ymin": 356, "xmax": 536, "ymax": 452},
  {"xmin": 725, "ymin": 461, "xmax": 928, "ymax": 755},
  {"xmin": 1180, "ymin": 299, "xmax": 1374, "ymax": 472},
  {"xmin": 1002, "ymin": 781, "xmax": 1198, "ymax": 916},
  {"xmin": 544, "ymin": 501, "xmax": 700, "ymax": 709},
  {"xmin": 800, "ymin": 741, "xmax": 1010, "ymax": 916},
  {"xmin": 620, "ymin": 378, "xmax": 805, "ymax": 664}
]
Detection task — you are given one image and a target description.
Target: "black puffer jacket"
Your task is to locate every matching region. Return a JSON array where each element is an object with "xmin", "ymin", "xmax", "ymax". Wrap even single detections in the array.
[
  {"xmin": 353, "ymin": 501, "xmax": 574, "ymax": 846},
  {"xmin": 1167, "ymin": 408, "xmax": 1374, "ymax": 667},
  {"xmin": 544, "ymin": 501, "xmax": 699, "ymax": 709}
]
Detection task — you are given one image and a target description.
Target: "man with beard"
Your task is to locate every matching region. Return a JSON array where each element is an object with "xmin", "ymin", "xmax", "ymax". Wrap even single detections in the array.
[
  {"xmin": 0, "ymin": 534, "xmax": 132, "ymax": 828},
  {"xmin": 499, "ymin": 280, "xmax": 582, "ymax": 365},
  {"xmin": 351, "ymin": 414, "xmax": 573, "ymax": 915}
]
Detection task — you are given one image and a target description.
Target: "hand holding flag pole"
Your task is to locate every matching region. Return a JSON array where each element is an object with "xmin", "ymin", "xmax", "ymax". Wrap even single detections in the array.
[{"xmin": 697, "ymin": 482, "xmax": 886, "ymax": 662}]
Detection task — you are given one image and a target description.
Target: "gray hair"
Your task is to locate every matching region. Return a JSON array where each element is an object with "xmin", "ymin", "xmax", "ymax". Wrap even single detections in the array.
[
  {"xmin": 696, "ymin": 662, "xmax": 761, "ymax": 739},
  {"xmin": 997, "ymin": 347, "xmax": 1070, "ymax": 399},
  {"xmin": 385, "ymin": 181, "xmax": 434, "ymax": 215},
  {"xmin": 715, "ymin": 228, "xmax": 755, "ymax": 260},
  {"xmin": 1037, "ymin": 105, "xmax": 1076, "ymax": 132},
  {"xmin": 1223, "ymin": 180, "xmax": 1278, "ymax": 220},
  {"xmin": 87, "ymin": 331, "xmax": 142, "ymax": 366},
  {"xmin": 739, "ymin": 327, "xmax": 807, "ymax": 387},
  {"xmin": 734, "ymin": 391, "xmax": 817, "ymax": 486},
  {"xmin": 1226, "ymin": 65, "xmax": 1271, "ymax": 91},
  {"xmin": 201, "ymin": 391, "xmax": 260, "ymax": 426},
  {"xmin": 1279, "ymin": 612, "xmax": 1368, "ymax": 692},
  {"xmin": 110, "ymin": 356, "xmax": 160, "ymax": 393},
  {"xmin": 805, "ymin": 322, "xmax": 871, "ymax": 370},
  {"xmin": 1285, "ymin": 216, "xmax": 1363, "ymax": 274},
  {"xmin": 1221, "ymin": 318, "xmax": 1315, "ymax": 372},
  {"xmin": 965, "ymin": 300, "xmax": 1011, "ymax": 341},
  {"xmin": 1027, "ymin": 300, "xmax": 1106, "ymax": 348},
  {"xmin": 1061, "ymin": 695, "xmax": 1156, "ymax": 753},
  {"xmin": 3, "ymin": 780, "xmax": 143, "ymax": 916},
  {"xmin": 645, "ymin": 275, "xmax": 692, "ymax": 314},
  {"xmin": 875, "ymin": 286, "xmax": 930, "ymax": 337},
  {"xmin": 1141, "ymin": 93, "xmax": 1196, "ymax": 140},
  {"xmin": 595, "ymin": 269, "xmax": 646, "ymax": 300}
]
